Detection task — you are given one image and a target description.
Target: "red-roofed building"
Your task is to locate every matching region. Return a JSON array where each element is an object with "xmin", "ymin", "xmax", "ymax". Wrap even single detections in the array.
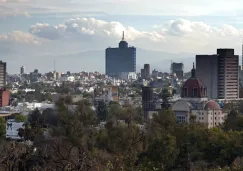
[
  {"xmin": 0, "ymin": 88, "xmax": 10, "ymax": 107},
  {"xmin": 172, "ymin": 63, "xmax": 227, "ymax": 128}
]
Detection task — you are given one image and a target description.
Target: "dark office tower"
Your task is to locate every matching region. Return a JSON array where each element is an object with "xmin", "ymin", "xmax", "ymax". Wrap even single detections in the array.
[
  {"xmin": 0, "ymin": 61, "xmax": 6, "ymax": 88},
  {"xmin": 105, "ymin": 31, "xmax": 136, "ymax": 77},
  {"xmin": 171, "ymin": 62, "xmax": 184, "ymax": 80},
  {"xmin": 141, "ymin": 69, "xmax": 145, "ymax": 79},
  {"xmin": 242, "ymin": 43, "xmax": 243, "ymax": 67},
  {"xmin": 142, "ymin": 86, "xmax": 154, "ymax": 120},
  {"xmin": 196, "ymin": 49, "xmax": 239, "ymax": 100},
  {"xmin": 20, "ymin": 66, "xmax": 25, "ymax": 75},
  {"xmin": 217, "ymin": 49, "xmax": 239, "ymax": 99},
  {"xmin": 144, "ymin": 64, "xmax": 150, "ymax": 79},
  {"xmin": 196, "ymin": 55, "xmax": 218, "ymax": 99}
]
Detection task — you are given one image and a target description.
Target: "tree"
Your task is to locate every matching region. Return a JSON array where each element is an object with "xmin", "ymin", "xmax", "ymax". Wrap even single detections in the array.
[
  {"xmin": 138, "ymin": 135, "xmax": 179, "ymax": 171},
  {"xmin": 15, "ymin": 114, "xmax": 28, "ymax": 122},
  {"xmin": 224, "ymin": 110, "xmax": 239, "ymax": 131},
  {"xmin": 42, "ymin": 108, "xmax": 57, "ymax": 127},
  {"xmin": 160, "ymin": 88, "xmax": 172, "ymax": 109},
  {"xmin": 97, "ymin": 101, "xmax": 108, "ymax": 121},
  {"xmin": 0, "ymin": 117, "xmax": 5, "ymax": 137}
]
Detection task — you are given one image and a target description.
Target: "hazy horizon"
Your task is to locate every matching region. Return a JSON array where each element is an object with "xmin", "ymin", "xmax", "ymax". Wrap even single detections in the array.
[{"xmin": 1, "ymin": 0, "xmax": 243, "ymax": 73}]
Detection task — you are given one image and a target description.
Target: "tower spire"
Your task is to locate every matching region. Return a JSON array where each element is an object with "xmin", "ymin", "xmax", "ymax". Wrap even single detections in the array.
[
  {"xmin": 122, "ymin": 31, "xmax": 125, "ymax": 41},
  {"xmin": 191, "ymin": 62, "xmax": 196, "ymax": 78}
]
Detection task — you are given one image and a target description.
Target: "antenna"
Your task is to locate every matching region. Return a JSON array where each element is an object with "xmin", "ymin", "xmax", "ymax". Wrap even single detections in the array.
[{"xmin": 122, "ymin": 31, "xmax": 125, "ymax": 41}]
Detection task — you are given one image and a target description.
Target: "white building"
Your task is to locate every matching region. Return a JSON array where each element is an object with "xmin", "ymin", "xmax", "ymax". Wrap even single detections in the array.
[{"xmin": 172, "ymin": 64, "xmax": 227, "ymax": 128}]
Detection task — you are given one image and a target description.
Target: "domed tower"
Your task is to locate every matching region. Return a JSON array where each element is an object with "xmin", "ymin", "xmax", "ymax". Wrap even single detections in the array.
[
  {"xmin": 181, "ymin": 63, "xmax": 208, "ymax": 102},
  {"xmin": 119, "ymin": 31, "xmax": 128, "ymax": 48}
]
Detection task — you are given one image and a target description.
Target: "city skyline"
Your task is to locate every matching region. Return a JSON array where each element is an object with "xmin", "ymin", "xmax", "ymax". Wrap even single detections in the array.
[{"xmin": 1, "ymin": 0, "xmax": 243, "ymax": 73}]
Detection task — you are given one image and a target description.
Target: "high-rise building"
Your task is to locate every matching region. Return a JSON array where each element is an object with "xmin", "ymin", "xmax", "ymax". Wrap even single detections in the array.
[
  {"xmin": 0, "ymin": 61, "xmax": 6, "ymax": 88},
  {"xmin": 142, "ymin": 86, "xmax": 154, "ymax": 119},
  {"xmin": 141, "ymin": 69, "xmax": 145, "ymax": 79},
  {"xmin": 144, "ymin": 64, "xmax": 150, "ymax": 79},
  {"xmin": 171, "ymin": 62, "xmax": 184, "ymax": 80},
  {"xmin": 217, "ymin": 49, "xmax": 239, "ymax": 99},
  {"xmin": 196, "ymin": 49, "xmax": 239, "ymax": 99},
  {"xmin": 20, "ymin": 66, "xmax": 25, "ymax": 75},
  {"xmin": 196, "ymin": 55, "xmax": 218, "ymax": 99},
  {"xmin": 105, "ymin": 32, "xmax": 136, "ymax": 77},
  {"xmin": 0, "ymin": 88, "xmax": 10, "ymax": 107}
]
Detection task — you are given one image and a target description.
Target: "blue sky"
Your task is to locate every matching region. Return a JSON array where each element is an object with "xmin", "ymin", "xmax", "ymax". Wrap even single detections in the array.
[{"xmin": 1, "ymin": 0, "xmax": 243, "ymax": 73}]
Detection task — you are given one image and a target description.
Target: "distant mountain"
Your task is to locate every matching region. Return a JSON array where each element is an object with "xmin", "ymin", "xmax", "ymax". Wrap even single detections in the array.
[
  {"xmin": 54, "ymin": 48, "xmax": 195, "ymax": 73},
  {"xmin": 11, "ymin": 48, "xmax": 195, "ymax": 74}
]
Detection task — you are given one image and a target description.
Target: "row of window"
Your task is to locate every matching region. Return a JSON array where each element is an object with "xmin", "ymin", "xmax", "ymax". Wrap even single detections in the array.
[
  {"xmin": 198, "ymin": 117, "xmax": 224, "ymax": 120},
  {"xmin": 183, "ymin": 87, "xmax": 207, "ymax": 97},
  {"xmin": 199, "ymin": 112, "xmax": 221, "ymax": 115}
]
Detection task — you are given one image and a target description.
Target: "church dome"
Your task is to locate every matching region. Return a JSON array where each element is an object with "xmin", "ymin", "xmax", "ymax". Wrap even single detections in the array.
[
  {"xmin": 181, "ymin": 63, "xmax": 207, "ymax": 98},
  {"xmin": 204, "ymin": 100, "xmax": 221, "ymax": 110}
]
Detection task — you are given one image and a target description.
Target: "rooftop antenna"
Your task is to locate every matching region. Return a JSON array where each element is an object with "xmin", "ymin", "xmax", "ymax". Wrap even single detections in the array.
[{"xmin": 122, "ymin": 31, "xmax": 125, "ymax": 41}]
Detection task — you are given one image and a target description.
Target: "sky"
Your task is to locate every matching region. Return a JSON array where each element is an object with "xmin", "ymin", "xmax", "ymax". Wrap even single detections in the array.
[{"xmin": 1, "ymin": 0, "xmax": 243, "ymax": 73}]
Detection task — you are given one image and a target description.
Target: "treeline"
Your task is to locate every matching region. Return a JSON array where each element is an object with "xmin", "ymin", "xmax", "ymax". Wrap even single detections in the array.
[{"xmin": 0, "ymin": 98, "xmax": 243, "ymax": 170}]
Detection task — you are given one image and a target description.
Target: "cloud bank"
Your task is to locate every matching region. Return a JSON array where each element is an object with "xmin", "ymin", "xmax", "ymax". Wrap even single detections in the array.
[{"xmin": 0, "ymin": 17, "xmax": 243, "ymax": 73}]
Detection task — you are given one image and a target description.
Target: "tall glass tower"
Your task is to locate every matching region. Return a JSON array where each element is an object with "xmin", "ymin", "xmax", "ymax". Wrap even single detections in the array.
[{"xmin": 105, "ymin": 31, "xmax": 136, "ymax": 77}]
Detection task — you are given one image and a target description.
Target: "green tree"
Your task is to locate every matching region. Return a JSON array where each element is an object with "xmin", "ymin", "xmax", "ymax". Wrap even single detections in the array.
[
  {"xmin": 0, "ymin": 117, "xmax": 5, "ymax": 137},
  {"xmin": 97, "ymin": 101, "xmax": 108, "ymax": 121},
  {"xmin": 160, "ymin": 89, "xmax": 172, "ymax": 109},
  {"xmin": 15, "ymin": 114, "xmax": 28, "ymax": 122},
  {"xmin": 138, "ymin": 135, "xmax": 179, "ymax": 171}
]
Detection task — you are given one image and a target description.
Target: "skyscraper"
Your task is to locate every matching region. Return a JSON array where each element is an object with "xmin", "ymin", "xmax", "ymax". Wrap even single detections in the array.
[
  {"xmin": 142, "ymin": 86, "xmax": 154, "ymax": 120},
  {"xmin": 0, "ymin": 61, "xmax": 6, "ymax": 88},
  {"xmin": 20, "ymin": 66, "xmax": 25, "ymax": 75},
  {"xmin": 196, "ymin": 55, "xmax": 218, "ymax": 99},
  {"xmin": 171, "ymin": 62, "xmax": 184, "ymax": 80},
  {"xmin": 196, "ymin": 49, "xmax": 239, "ymax": 99},
  {"xmin": 217, "ymin": 49, "xmax": 239, "ymax": 99},
  {"xmin": 144, "ymin": 64, "xmax": 150, "ymax": 79},
  {"xmin": 105, "ymin": 32, "xmax": 136, "ymax": 77}
]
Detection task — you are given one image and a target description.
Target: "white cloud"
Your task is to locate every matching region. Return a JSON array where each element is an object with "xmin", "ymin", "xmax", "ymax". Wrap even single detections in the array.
[
  {"xmin": 26, "ymin": 17, "xmax": 243, "ymax": 53},
  {"xmin": 1, "ymin": 17, "xmax": 243, "ymax": 73},
  {"xmin": 29, "ymin": 18, "xmax": 164, "ymax": 41},
  {"xmin": 0, "ymin": 31, "xmax": 43, "ymax": 44}
]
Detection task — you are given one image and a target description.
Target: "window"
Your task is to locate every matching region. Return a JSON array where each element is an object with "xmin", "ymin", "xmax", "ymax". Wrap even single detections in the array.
[
  {"xmin": 204, "ymin": 88, "xmax": 207, "ymax": 96},
  {"xmin": 193, "ymin": 88, "xmax": 198, "ymax": 97},
  {"xmin": 202, "ymin": 117, "xmax": 204, "ymax": 120},
  {"xmin": 177, "ymin": 116, "xmax": 186, "ymax": 123},
  {"xmin": 184, "ymin": 87, "xmax": 188, "ymax": 97}
]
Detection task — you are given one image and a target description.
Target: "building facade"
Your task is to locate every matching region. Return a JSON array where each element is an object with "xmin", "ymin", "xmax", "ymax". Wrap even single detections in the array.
[
  {"xmin": 196, "ymin": 49, "xmax": 239, "ymax": 100},
  {"xmin": 105, "ymin": 32, "xmax": 136, "ymax": 77},
  {"xmin": 171, "ymin": 62, "xmax": 184, "ymax": 80},
  {"xmin": 0, "ymin": 88, "xmax": 10, "ymax": 107},
  {"xmin": 144, "ymin": 64, "xmax": 150, "ymax": 79},
  {"xmin": 20, "ymin": 66, "xmax": 25, "ymax": 75},
  {"xmin": 0, "ymin": 61, "xmax": 6, "ymax": 88},
  {"xmin": 172, "ymin": 63, "xmax": 227, "ymax": 128},
  {"xmin": 196, "ymin": 55, "xmax": 218, "ymax": 99},
  {"xmin": 142, "ymin": 86, "xmax": 154, "ymax": 120},
  {"xmin": 217, "ymin": 49, "xmax": 239, "ymax": 99}
]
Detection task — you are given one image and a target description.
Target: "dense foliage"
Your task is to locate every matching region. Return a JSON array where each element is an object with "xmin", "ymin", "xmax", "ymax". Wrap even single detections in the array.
[{"xmin": 1, "ymin": 98, "xmax": 243, "ymax": 170}]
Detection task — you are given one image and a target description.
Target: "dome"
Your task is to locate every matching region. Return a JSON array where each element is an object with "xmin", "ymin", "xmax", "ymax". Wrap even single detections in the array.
[
  {"xmin": 204, "ymin": 100, "xmax": 221, "ymax": 110},
  {"xmin": 181, "ymin": 63, "xmax": 207, "ymax": 98}
]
